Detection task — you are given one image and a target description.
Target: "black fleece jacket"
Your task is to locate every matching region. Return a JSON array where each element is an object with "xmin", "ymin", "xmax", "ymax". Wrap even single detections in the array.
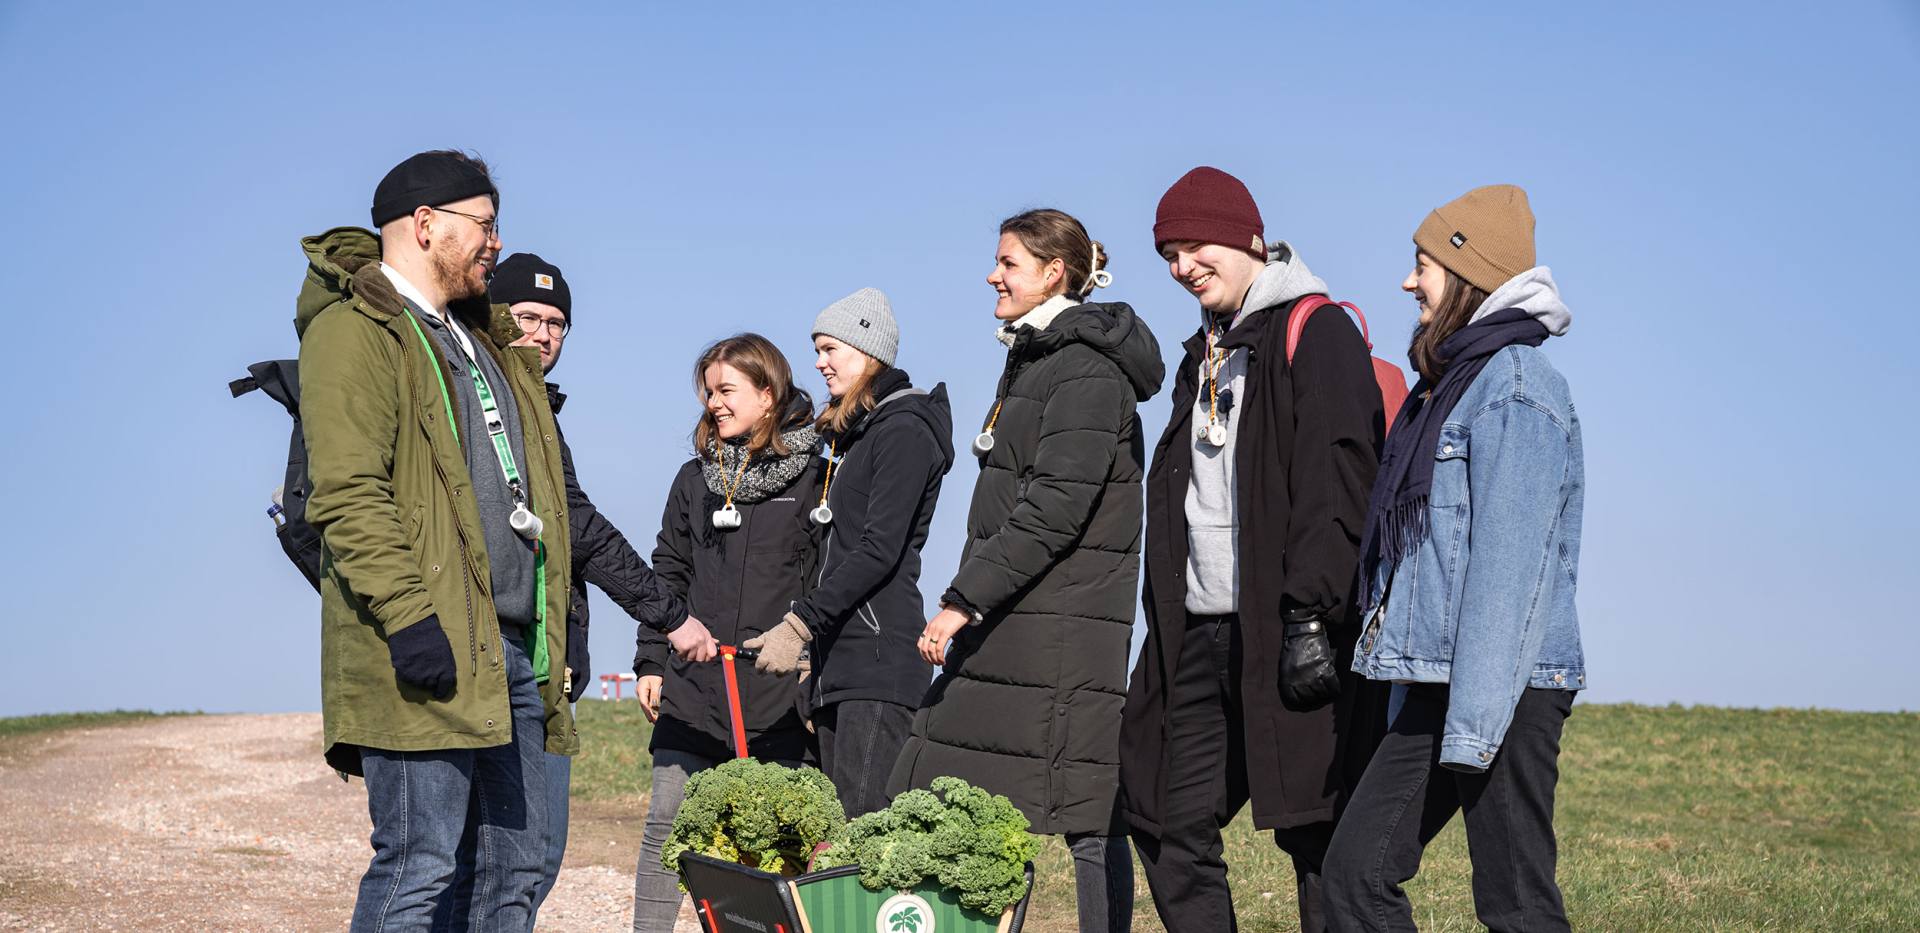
[
  {"xmin": 791, "ymin": 369, "xmax": 954, "ymax": 711},
  {"xmin": 549, "ymin": 383, "xmax": 686, "ymax": 702}
]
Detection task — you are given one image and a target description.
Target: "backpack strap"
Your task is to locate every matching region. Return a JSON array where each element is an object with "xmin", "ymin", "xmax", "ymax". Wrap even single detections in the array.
[{"xmin": 1285, "ymin": 296, "xmax": 1374, "ymax": 364}]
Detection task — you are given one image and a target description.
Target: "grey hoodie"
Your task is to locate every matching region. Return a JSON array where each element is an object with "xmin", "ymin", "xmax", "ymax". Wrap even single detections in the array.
[
  {"xmin": 1184, "ymin": 241, "xmax": 1328, "ymax": 615},
  {"xmin": 1471, "ymin": 265, "xmax": 1573, "ymax": 335}
]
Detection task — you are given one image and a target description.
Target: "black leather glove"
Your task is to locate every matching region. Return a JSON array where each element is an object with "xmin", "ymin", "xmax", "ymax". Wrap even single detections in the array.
[
  {"xmin": 1279, "ymin": 609, "xmax": 1341, "ymax": 711},
  {"xmin": 389, "ymin": 614, "xmax": 457, "ymax": 699}
]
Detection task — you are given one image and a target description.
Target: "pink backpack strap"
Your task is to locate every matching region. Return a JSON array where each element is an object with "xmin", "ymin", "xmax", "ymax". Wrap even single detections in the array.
[{"xmin": 1286, "ymin": 295, "xmax": 1375, "ymax": 365}]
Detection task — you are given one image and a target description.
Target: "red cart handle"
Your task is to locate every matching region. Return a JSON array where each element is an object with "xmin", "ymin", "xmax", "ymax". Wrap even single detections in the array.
[{"xmin": 717, "ymin": 645, "xmax": 752, "ymax": 759}]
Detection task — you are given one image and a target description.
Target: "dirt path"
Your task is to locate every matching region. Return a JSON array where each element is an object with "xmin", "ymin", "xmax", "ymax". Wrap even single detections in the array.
[{"xmin": 0, "ymin": 714, "xmax": 692, "ymax": 931}]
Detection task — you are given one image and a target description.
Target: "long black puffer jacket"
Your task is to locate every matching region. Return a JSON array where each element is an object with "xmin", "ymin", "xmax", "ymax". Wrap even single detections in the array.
[
  {"xmin": 889, "ymin": 302, "xmax": 1164, "ymax": 836},
  {"xmin": 638, "ymin": 399, "xmax": 823, "ymax": 762},
  {"xmin": 790, "ymin": 369, "xmax": 955, "ymax": 712}
]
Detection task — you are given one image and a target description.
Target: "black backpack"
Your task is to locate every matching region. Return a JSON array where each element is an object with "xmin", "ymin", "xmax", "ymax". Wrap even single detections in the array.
[{"xmin": 231, "ymin": 360, "xmax": 324, "ymax": 593}]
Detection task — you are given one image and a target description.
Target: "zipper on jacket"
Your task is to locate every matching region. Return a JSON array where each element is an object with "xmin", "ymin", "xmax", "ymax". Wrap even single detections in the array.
[{"xmin": 401, "ymin": 327, "xmax": 481, "ymax": 676}]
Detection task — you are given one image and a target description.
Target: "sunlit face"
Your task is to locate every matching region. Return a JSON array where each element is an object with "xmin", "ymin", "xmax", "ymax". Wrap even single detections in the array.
[
  {"xmin": 813, "ymin": 335, "xmax": 873, "ymax": 399},
  {"xmin": 987, "ymin": 232, "xmax": 1065, "ymax": 320},
  {"xmin": 1403, "ymin": 251, "xmax": 1450, "ymax": 325},
  {"xmin": 507, "ymin": 301, "xmax": 567, "ymax": 373},
  {"xmin": 424, "ymin": 194, "xmax": 500, "ymax": 301},
  {"xmin": 704, "ymin": 361, "xmax": 775, "ymax": 440},
  {"xmin": 1161, "ymin": 240, "xmax": 1264, "ymax": 315}
]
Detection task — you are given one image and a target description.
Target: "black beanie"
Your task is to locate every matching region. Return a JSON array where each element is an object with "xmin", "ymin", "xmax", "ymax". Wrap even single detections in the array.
[
  {"xmin": 489, "ymin": 253, "xmax": 571, "ymax": 318},
  {"xmin": 371, "ymin": 151, "xmax": 498, "ymax": 228}
]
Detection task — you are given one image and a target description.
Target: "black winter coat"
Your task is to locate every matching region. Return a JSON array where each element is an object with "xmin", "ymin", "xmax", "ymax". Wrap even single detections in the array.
[
  {"xmin": 791, "ymin": 370, "xmax": 954, "ymax": 712},
  {"xmin": 889, "ymin": 302, "xmax": 1164, "ymax": 836},
  {"xmin": 550, "ymin": 384, "xmax": 687, "ymax": 702},
  {"xmin": 1119, "ymin": 299, "xmax": 1387, "ymax": 835},
  {"xmin": 640, "ymin": 444, "xmax": 822, "ymax": 761}
]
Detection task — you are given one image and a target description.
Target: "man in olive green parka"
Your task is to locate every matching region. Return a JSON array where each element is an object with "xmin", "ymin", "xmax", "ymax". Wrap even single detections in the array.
[{"xmin": 298, "ymin": 150, "xmax": 573, "ymax": 932}]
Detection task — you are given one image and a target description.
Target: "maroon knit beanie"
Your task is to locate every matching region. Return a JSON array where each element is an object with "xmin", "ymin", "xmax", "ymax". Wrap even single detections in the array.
[{"xmin": 1153, "ymin": 166, "xmax": 1265, "ymax": 259}]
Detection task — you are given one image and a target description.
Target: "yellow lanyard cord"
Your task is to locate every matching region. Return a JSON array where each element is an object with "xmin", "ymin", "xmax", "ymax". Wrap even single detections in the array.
[
  {"xmin": 982, "ymin": 400, "xmax": 1004, "ymax": 437},
  {"xmin": 817, "ymin": 439, "xmax": 838, "ymax": 508},
  {"xmin": 720, "ymin": 448, "xmax": 752, "ymax": 509}
]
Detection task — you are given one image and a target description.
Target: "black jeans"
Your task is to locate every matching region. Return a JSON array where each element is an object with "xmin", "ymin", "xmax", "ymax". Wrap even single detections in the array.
[
  {"xmin": 1323, "ymin": 684, "xmax": 1574, "ymax": 933},
  {"xmin": 813, "ymin": 699, "xmax": 916, "ymax": 818},
  {"xmin": 1132, "ymin": 613, "xmax": 1334, "ymax": 933}
]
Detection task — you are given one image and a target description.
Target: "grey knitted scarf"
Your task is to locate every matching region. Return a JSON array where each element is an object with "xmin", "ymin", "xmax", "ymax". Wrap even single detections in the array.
[{"xmin": 701, "ymin": 424, "xmax": 821, "ymax": 503}]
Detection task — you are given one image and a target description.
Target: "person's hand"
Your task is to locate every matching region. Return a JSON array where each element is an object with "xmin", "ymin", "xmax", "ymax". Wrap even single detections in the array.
[
  {"xmin": 636, "ymin": 674, "xmax": 664, "ymax": 723},
  {"xmin": 388, "ymin": 615, "xmax": 457, "ymax": 699},
  {"xmin": 920, "ymin": 606, "xmax": 972, "ymax": 665},
  {"xmin": 668, "ymin": 615, "xmax": 719, "ymax": 662},
  {"xmin": 1279, "ymin": 613, "xmax": 1341, "ymax": 711},
  {"xmin": 742, "ymin": 612, "xmax": 812, "ymax": 674}
]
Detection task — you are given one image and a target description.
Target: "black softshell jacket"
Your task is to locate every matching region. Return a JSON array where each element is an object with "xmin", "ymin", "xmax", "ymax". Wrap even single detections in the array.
[
  {"xmin": 549, "ymin": 384, "xmax": 687, "ymax": 702},
  {"xmin": 1119, "ymin": 299, "xmax": 1388, "ymax": 834},
  {"xmin": 889, "ymin": 302, "xmax": 1164, "ymax": 836},
  {"xmin": 640, "ymin": 435, "xmax": 822, "ymax": 758},
  {"xmin": 791, "ymin": 371, "xmax": 955, "ymax": 712}
]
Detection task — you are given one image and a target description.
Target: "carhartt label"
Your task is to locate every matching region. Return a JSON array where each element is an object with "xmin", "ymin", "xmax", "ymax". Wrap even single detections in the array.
[{"xmin": 535, "ymin": 273, "xmax": 555, "ymax": 289}]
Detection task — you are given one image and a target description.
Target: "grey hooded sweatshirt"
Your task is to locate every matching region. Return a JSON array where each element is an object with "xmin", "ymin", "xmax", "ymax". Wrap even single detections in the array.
[{"xmin": 1184, "ymin": 241, "xmax": 1328, "ymax": 615}]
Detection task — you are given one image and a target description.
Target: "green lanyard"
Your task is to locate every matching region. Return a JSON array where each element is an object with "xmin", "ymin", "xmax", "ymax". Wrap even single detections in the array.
[{"xmin": 402, "ymin": 308, "xmax": 551, "ymax": 684}]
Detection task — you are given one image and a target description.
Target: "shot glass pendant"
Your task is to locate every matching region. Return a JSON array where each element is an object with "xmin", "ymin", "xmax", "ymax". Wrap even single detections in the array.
[
  {"xmin": 972, "ymin": 431, "xmax": 996, "ymax": 456},
  {"xmin": 712, "ymin": 504, "xmax": 742, "ymax": 529},
  {"xmin": 509, "ymin": 504, "xmax": 543, "ymax": 539},
  {"xmin": 810, "ymin": 504, "xmax": 834, "ymax": 526},
  {"xmin": 1199, "ymin": 421, "xmax": 1227, "ymax": 448}
]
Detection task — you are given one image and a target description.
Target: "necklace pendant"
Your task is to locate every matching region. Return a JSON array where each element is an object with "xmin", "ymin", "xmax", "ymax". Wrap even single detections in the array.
[
  {"xmin": 971, "ymin": 431, "xmax": 996, "ymax": 456},
  {"xmin": 810, "ymin": 504, "xmax": 834, "ymax": 526},
  {"xmin": 712, "ymin": 504, "xmax": 742, "ymax": 530},
  {"xmin": 509, "ymin": 504, "xmax": 543, "ymax": 540},
  {"xmin": 1200, "ymin": 422, "xmax": 1228, "ymax": 447}
]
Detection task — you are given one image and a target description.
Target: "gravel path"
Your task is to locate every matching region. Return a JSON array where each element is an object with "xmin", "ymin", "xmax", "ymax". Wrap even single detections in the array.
[{"xmin": 0, "ymin": 714, "xmax": 693, "ymax": 931}]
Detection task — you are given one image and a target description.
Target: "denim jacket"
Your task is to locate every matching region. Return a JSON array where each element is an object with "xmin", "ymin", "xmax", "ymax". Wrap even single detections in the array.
[{"xmin": 1353, "ymin": 343, "xmax": 1585, "ymax": 772}]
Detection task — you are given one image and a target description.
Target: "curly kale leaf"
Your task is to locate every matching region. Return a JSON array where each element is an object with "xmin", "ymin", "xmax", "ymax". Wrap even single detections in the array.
[{"xmin": 660, "ymin": 758, "xmax": 845, "ymax": 879}]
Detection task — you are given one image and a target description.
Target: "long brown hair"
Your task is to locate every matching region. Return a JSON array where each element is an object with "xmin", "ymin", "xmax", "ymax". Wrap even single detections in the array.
[
  {"xmin": 691, "ymin": 333, "xmax": 805, "ymax": 457},
  {"xmin": 1408, "ymin": 255, "xmax": 1490, "ymax": 383},
  {"xmin": 815, "ymin": 354, "xmax": 892, "ymax": 436},
  {"xmin": 999, "ymin": 208, "xmax": 1109, "ymax": 299}
]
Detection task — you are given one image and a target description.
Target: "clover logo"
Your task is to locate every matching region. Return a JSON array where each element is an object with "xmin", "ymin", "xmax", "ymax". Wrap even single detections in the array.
[{"xmin": 876, "ymin": 893, "xmax": 934, "ymax": 933}]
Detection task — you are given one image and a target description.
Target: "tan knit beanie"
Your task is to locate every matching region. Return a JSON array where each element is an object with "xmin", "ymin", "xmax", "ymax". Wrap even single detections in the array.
[{"xmin": 1413, "ymin": 184, "xmax": 1535, "ymax": 293}]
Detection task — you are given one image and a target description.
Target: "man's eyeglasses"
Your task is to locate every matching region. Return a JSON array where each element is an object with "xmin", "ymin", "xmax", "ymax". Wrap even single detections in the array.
[
  {"xmin": 513, "ymin": 311, "xmax": 570, "ymax": 340},
  {"xmin": 432, "ymin": 206, "xmax": 501, "ymax": 241}
]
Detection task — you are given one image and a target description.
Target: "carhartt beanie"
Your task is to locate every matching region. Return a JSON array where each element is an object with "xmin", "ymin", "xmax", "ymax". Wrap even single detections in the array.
[
  {"xmin": 1153, "ymin": 166, "xmax": 1265, "ymax": 259},
  {"xmin": 371, "ymin": 151, "xmax": 498, "ymax": 228},
  {"xmin": 811, "ymin": 287, "xmax": 899, "ymax": 366},
  {"xmin": 1413, "ymin": 185, "xmax": 1536, "ymax": 294},
  {"xmin": 489, "ymin": 253, "xmax": 571, "ymax": 318}
]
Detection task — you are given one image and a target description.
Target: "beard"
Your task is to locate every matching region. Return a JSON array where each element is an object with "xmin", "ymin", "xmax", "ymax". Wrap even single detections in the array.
[{"xmin": 429, "ymin": 239, "xmax": 490, "ymax": 302}]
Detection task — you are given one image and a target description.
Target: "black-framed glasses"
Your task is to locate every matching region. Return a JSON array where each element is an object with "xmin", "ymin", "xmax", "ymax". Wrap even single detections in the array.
[
  {"xmin": 512, "ymin": 310, "xmax": 570, "ymax": 339},
  {"xmin": 431, "ymin": 206, "xmax": 501, "ymax": 241}
]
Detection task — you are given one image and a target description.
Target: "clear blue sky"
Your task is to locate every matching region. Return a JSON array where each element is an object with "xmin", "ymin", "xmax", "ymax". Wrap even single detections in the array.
[{"xmin": 3, "ymin": 2, "xmax": 1915, "ymax": 717}]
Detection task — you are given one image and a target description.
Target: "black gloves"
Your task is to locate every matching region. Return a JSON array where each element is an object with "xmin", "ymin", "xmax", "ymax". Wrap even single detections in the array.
[
  {"xmin": 389, "ymin": 614, "xmax": 457, "ymax": 699},
  {"xmin": 1279, "ymin": 609, "xmax": 1341, "ymax": 711}
]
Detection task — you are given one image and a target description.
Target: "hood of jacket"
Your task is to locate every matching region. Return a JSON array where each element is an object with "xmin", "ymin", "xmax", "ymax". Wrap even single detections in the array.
[
  {"xmin": 1029, "ymin": 301, "xmax": 1166, "ymax": 402},
  {"xmin": 295, "ymin": 226, "xmax": 519, "ymax": 344},
  {"xmin": 865, "ymin": 379, "xmax": 956, "ymax": 476},
  {"xmin": 1240, "ymin": 240, "xmax": 1330, "ymax": 316},
  {"xmin": 1470, "ymin": 265, "xmax": 1572, "ymax": 336}
]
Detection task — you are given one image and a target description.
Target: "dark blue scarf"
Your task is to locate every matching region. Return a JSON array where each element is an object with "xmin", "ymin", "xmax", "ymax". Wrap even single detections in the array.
[{"xmin": 1358, "ymin": 309, "xmax": 1551, "ymax": 607}]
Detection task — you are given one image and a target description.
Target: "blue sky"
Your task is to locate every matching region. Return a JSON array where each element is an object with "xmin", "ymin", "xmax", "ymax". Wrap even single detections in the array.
[{"xmin": 2, "ymin": 2, "xmax": 1915, "ymax": 717}]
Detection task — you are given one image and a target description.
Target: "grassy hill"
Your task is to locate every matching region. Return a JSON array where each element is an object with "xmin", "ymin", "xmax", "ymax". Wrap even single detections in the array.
[{"xmin": 571, "ymin": 701, "xmax": 1919, "ymax": 931}]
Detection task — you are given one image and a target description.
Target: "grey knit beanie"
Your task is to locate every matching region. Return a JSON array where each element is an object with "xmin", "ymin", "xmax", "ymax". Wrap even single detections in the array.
[{"xmin": 811, "ymin": 287, "xmax": 899, "ymax": 366}]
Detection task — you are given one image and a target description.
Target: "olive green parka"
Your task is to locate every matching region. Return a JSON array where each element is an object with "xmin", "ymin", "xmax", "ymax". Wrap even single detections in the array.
[{"xmin": 296, "ymin": 227, "xmax": 575, "ymax": 774}]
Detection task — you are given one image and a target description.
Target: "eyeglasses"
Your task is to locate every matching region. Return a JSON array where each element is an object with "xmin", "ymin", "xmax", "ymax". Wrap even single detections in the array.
[
  {"xmin": 431, "ymin": 206, "xmax": 501, "ymax": 241},
  {"xmin": 512, "ymin": 311, "xmax": 570, "ymax": 340}
]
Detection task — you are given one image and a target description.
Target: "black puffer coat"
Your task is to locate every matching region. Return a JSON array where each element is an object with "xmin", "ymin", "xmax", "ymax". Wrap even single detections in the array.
[
  {"xmin": 639, "ymin": 412, "xmax": 823, "ymax": 762},
  {"xmin": 791, "ymin": 369, "xmax": 954, "ymax": 712},
  {"xmin": 550, "ymin": 384, "xmax": 687, "ymax": 702},
  {"xmin": 889, "ymin": 302, "xmax": 1164, "ymax": 836}
]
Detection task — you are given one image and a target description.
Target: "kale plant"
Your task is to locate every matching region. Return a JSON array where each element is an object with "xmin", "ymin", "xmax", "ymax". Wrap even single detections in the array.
[
  {"xmin": 660, "ymin": 758, "xmax": 846, "ymax": 878},
  {"xmin": 815, "ymin": 776, "xmax": 1038, "ymax": 915}
]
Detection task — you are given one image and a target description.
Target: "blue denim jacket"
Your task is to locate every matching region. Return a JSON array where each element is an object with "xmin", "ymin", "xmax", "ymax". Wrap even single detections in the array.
[{"xmin": 1353, "ymin": 344, "xmax": 1586, "ymax": 772}]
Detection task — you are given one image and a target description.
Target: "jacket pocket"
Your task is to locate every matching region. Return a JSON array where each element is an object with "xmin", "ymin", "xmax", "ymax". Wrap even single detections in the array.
[{"xmin": 1430, "ymin": 425, "xmax": 1471, "ymax": 508}]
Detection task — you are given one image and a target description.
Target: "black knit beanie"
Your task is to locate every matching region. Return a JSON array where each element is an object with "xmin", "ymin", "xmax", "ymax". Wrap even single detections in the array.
[
  {"xmin": 489, "ymin": 253, "xmax": 571, "ymax": 318},
  {"xmin": 371, "ymin": 151, "xmax": 498, "ymax": 227}
]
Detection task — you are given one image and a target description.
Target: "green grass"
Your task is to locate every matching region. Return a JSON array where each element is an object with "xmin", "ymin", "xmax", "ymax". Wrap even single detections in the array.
[
  {"xmin": 0, "ymin": 709, "xmax": 193, "ymax": 739},
  {"xmin": 576, "ymin": 701, "xmax": 1920, "ymax": 931}
]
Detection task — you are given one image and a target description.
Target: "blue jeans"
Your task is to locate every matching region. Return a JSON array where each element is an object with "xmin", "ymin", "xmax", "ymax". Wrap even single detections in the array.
[
  {"xmin": 353, "ymin": 634, "xmax": 549, "ymax": 933},
  {"xmin": 529, "ymin": 749, "xmax": 571, "ymax": 921}
]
